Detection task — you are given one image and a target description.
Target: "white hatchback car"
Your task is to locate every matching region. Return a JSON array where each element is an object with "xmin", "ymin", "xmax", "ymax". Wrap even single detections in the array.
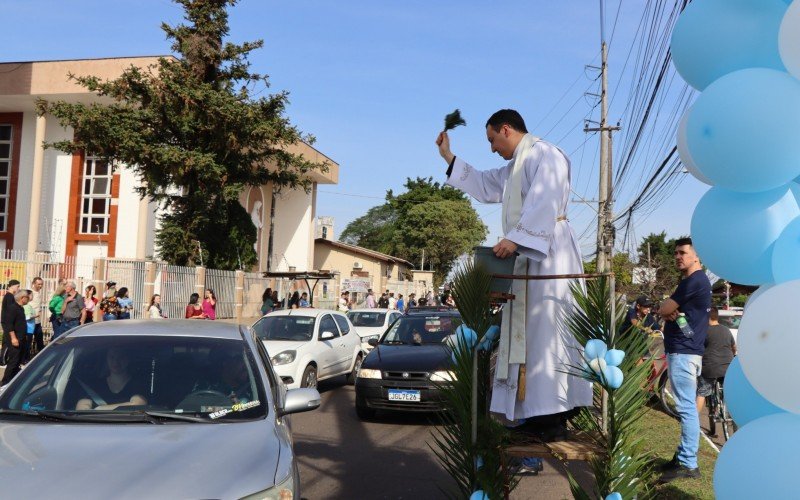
[
  {"xmin": 718, "ymin": 308, "xmax": 743, "ymax": 342},
  {"xmin": 252, "ymin": 309, "xmax": 364, "ymax": 389},
  {"xmin": 347, "ymin": 308, "xmax": 403, "ymax": 352}
]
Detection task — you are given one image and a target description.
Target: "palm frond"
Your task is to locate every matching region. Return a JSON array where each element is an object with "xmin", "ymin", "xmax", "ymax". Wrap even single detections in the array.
[{"xmin": 444, "ymin": 109, "xmax": 467, "ymax": 132}]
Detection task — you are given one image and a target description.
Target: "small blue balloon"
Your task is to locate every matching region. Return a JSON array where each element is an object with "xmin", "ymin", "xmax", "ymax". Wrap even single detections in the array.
[
  {"xmin": 687, "ymin": 68, "xmax": 800, "ymax": 192},
  {"xmin": 605, "ymin": 493, "xmax": 623, "ymax": 500},
  {"xmin": 456, "ymin": 325, "xmax": 478, "ymax": 349},
  {"xmin": 604, "ymin": 349, "xmax": 625, "ymax": 367},
  {"xmin": 602, "ymin": 366, "xmax": 624, "ymax": 390},
  {"xmin": 691, "ymin": 186, "xmax": 800, "ymax": 285},
  {"xmin": 585, "ymin": 339, "xmax": 608, "ymax": 360},
  {"xmin": 714, "ymin": 413, "xmax": 800, "ymax": 498},
  {"xmin": 671, "ymin": 0, "xmax": 787, "ymax": 90},
  {"xmin": 724, "ymin": 357, "xmax": 784, "ymax": 426},
  {"xmin": 475, "ymin": 455, "xmax": 484, "ymax": 470},
  {"xmin": 470, "ymin": 490, "xmax": 489, "ymax": 500}
]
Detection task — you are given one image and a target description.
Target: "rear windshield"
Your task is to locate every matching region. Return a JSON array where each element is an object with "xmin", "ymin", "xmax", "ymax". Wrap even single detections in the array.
[
  {"xmin": 718, "ymin": 314, "xmax": 742, "ymax": 330},
  {"xmin": 0, "ymin": 335, "xmax": 267, "ymax": 422},
  {"xmin": 382, "ymin": 315, "xmax": 462, "ymax": 345},
  {"xmin": 252, "ymin": 315, "xmax": 316, "ymax": 341},
  {"xmin": 347, "ymin": 312, "xmax": 386, "ymax": 327}
]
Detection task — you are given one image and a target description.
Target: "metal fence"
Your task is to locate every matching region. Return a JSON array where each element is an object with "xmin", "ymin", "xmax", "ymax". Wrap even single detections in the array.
[
  {"xmin": 155, "ymin": 263, "xmax": 197, "ymax": 320},
  {"xmin": 244, "ymin": 272, "xmax": 273, "ymax": 318},
  {"xmin": 104, "ymin": 259, "xmax": 148, "ymax": 319}
]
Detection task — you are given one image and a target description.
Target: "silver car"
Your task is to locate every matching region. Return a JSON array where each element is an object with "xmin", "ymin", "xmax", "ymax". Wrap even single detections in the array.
[{"xmin": 0, "ymin": 319, "xmax": 320, "ymax": 499}]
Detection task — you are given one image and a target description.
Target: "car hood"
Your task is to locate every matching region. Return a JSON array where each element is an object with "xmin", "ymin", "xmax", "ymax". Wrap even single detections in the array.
[
  {"xmin": 352, "ymin": 326, "xmax": 385, "ymax": 339},
  {"xmin": 0, "ymin": 419, "xmax": 284, "ymax": 498},
  {"xmin": 261, "ymin": 339, "xmax": 311, "ymax": 356},
  {"xmin": 362, "ymin": 344, "xmax": 453, "ymax": 371}
]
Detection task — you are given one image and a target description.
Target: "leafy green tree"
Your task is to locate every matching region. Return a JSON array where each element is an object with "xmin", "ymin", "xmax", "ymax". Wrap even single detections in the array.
[
  {"xmin": 341, "ymin": 177, "xmax": 487, "ymax": 285},
  {"xmin": 38, "ymin": 0, "xmax": 325, "ymax": 269},
  {"xmin": 635, "ymin": 231, "xmax": 685, "ymax": 300}
]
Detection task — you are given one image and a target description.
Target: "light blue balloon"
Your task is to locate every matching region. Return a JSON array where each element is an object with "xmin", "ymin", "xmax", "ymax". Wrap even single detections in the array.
[
  {"xmin": 605, "ymin": 494, "xmax": 623, "ymax": 500},
  {"xmin": 687, "ymin": 68, "xmax": 800, "ymax": 192},
  {"xmin": 602, "ymin": 366, "xmax": 624, "ymax": 390},
  {"xmin": 584, "ymin": 339, "xmax": 607, "ymax": 360},
  {"xmin": 671, "ymin": 0, "xmax": 787, "ymax": 90},
  {"xmin": 714, "ymin": 413, "xmax": 800, "ymax": 498},
  {"xmin": 469, "ymin": 490, "xmax": 489, "ymax": 500},
  {"xmin": 455, "ymin": 325, "xmax": 477, "ymax": 349},
  {"xmin": 772, "ymin": 216, "xmax": 800, "ymax": 283},
  {"xmin": 691, "ymin": 186, "xmax": 800, "ymax": 285},
  {"xmin": 604, "ymin": 349, "xmax": 625, "ymax": 367},
  {"xmin": 725, "ymin": 357, "xmax": 784, "ymax": 426}
]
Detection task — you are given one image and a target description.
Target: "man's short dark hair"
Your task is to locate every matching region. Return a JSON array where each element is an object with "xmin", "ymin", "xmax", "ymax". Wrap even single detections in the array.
[
  {"xmin": 675, "ymin": 237, "xmax": 693, "ymax": 248},
  {"xmin": 710, "ymin": 307, "xmax": 719, "ymax": 321},
  {"xmin": 486, "ymin": 109, "xmax": 528, "ymax": 133}
]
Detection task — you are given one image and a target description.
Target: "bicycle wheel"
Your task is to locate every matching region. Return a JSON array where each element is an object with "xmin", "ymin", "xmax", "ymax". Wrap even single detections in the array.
[
  {"xmin": 658, "ymin": 370, "xmax": 679, "ymax": 419},
  {"xmin": 719, "ymin": 387, "xmax": 736, "ymax": 440},
  {"xmin": 707, "ymin": 390, "xmax": 717, "ymax": 437}
]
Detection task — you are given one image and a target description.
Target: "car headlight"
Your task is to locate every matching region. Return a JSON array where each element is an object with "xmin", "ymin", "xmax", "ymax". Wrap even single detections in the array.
[
  {"xmin": 242, "ymin": 470, "xmax": 294, "ymax": 499},
  {"xmin": 271, "ymin": 350, "xmax": 296, "ymax": 366},
  {"xmin": 430, "ymin": 370, "xmax": 457, "ymax": 382},
  {"xmin": 358, "ymin": 368, "xmax": 382, "ymax": 379}
]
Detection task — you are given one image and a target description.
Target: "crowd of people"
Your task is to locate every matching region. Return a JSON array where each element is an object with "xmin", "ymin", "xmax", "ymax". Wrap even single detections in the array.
[{"xmin": 337, "ymin": 287, "xmax": 456, "ymax": 313}]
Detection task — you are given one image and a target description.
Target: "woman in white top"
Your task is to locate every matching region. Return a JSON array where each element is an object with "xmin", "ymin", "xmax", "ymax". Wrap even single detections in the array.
[{"xmin": 148, "ymin": 294, "xmax": 166, "ymax": 319}]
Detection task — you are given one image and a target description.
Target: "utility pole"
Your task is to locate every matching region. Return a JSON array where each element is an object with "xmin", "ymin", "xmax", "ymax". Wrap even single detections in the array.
[{"xmin": 585, "ymin": 0, "xmax": 621, "ymax": 273}]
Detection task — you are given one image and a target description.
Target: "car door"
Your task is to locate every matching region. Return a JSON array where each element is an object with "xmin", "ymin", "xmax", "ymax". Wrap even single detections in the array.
[
  {"xmin": 316, "ymin": 314, "xmax": 341, "ymax": 378},
  {"xmin": 333, "ymin": 313, "xmax": 358, "ymax": 373}
]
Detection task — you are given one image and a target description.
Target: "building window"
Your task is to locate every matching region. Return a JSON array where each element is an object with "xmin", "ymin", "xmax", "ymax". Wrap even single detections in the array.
[
  {"xmin": 80, "ymin": 156, "xmax": 112, "ymax": 234},
  {"xmin": 322, "ymin": 227, "xmax": 328, "ymax": 239},
  {"xmin": 0, "ymin": 125, "xmax": 12, "ymax": 232}
]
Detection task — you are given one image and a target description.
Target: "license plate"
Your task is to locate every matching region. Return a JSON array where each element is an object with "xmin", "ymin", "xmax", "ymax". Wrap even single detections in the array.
[{"xmin": 387, "ymin": 389, "xmax": 421, "ymax": 402}]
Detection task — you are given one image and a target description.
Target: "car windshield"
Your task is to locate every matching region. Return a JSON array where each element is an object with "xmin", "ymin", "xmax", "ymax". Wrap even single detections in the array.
[
  {"xmin": 253, "ymin": 316, "xmax": 315, "ymax": 341},
  {"xmin": 382, "ymin": 315, "xmax": 462, "ymax": 345},
  {"xmin": 347, "ymin": 312, "xmax": 386, "ymax": 327},
  {"xmin": 718, "ymin": 313, "xmax": 742, "ymax": 330},
  {"xmin": 0, "ymin": 335, "xmax": 267, "ymax": 422}
]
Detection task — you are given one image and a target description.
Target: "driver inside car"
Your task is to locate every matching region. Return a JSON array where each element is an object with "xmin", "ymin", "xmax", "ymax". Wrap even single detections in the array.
[
  {"xmin": 191, "ymin": 351, "xmax": 253, "ymax": 405},
  {"xmin": 75, "ymin": 347, "xmax": 148, "ymax": 410}
]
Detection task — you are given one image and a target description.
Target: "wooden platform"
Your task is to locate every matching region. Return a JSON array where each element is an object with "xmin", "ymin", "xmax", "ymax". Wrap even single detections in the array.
[{"xmin": 505, "ymin": 439, "xmax": 603, "ymax": 461}]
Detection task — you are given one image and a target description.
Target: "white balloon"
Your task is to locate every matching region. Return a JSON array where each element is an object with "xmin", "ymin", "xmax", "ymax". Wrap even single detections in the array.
[
  {"xmin": 780, "ymin": 0, "xmax": 800, "ymax": 80},
  {"xmin": 676, "ymin": 107, "xmax": 714, "ymax": 186},
  {"xmin": 739, "ymin": 279, "xmax": 800, "ymax": 413},
  {"xmin": 588, "ymin": 357, "xmax": 607, "ymax": 375}
]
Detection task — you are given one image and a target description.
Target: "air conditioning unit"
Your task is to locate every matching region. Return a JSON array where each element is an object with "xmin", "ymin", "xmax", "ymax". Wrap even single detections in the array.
[{"xmin": 353, "ymin": 261, "xmax": 363, "ymax": 269}]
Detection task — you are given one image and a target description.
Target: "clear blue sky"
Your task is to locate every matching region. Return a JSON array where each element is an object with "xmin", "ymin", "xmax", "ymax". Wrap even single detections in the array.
[{"xmin": 3, "ymin": 0, "xmax": 708, "ymax": 261}]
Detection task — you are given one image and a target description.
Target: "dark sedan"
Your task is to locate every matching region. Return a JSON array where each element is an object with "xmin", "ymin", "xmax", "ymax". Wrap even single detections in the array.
[{"xmin": 355, "ymin": 311, "xmax": 462, "ymax": 418}]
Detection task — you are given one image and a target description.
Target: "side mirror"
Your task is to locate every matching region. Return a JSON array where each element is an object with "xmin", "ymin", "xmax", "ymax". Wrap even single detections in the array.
[
  {"xmin": 320, "ymin": 331, "xmax": 335, "ymax": 341},
  {"xmin": 367, "ymin": 338, "xmax": 379, "ymax": 347},
  {"xmin": 278, "ymin": 388, "xmax": 321, "ymax": 417}
]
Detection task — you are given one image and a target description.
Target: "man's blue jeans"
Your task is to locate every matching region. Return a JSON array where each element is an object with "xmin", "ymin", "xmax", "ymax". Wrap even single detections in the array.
[{"xmin": 667, "ymin": 353, "xmax": 702, "ymax": 469}]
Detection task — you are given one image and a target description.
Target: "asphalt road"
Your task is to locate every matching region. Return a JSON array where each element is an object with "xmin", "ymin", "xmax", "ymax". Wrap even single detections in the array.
[{"xmin": 291, "ymin": 376, "xmax": 456, "ymax": 500}]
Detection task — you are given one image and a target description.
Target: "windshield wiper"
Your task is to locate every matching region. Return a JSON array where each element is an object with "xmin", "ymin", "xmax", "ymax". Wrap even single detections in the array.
[
  {"xmin": 140, "ymin": 411, "xmax": 214, "ymax": 423},
  {"xmin": 0, "ymin": 409, "xmax": 112, "ymax": 422}
]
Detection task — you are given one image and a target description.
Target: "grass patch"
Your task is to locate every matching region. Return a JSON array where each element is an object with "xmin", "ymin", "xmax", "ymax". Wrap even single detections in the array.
[{"xmin": 637, "ymin": 408, "xmax": 718, "ymax": 499}]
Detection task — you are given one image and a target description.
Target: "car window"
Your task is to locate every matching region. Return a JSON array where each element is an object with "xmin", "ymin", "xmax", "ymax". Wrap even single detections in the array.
[
  {"xmin": 0, "ymin": 336, "xmax": 267, "ymax": 422},
  {"xmin": 319, "ymin": 315, "xmax": 340, "ymax": 339},
  {"xmin": 718, "ymin": 314, "xmax": 742, "ymax": 330},
  {"xmin": 382, "ymin": 315, "xmax": 462, "ymax": 345},
  {"xmin": 348, "ymin": 311, "xmax": 387, "ymax": 327},
  {"xmin": 333, "ymin": 314, "xmax": 351, "ymax": 335},
  {"xmin": 253, "ymin": 315, "xmax": 315, "ymax": 342},
  {"xmin": 390, "ymin": 313, "xmax": 401, "ymax": 324}
]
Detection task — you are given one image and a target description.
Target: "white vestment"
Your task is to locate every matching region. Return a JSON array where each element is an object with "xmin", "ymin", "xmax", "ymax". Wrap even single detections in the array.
[{"xmin": 447, "ymin": 140, "xmax": 592, "ymax": 420}]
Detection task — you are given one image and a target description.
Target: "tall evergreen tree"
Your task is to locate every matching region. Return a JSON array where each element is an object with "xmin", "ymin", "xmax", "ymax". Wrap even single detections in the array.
[{"xmin": 38, "ymin": 0, "xmax": 326, "ymax": 269}]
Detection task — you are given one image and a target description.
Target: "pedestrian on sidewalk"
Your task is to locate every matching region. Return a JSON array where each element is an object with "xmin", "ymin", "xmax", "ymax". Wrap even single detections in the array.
[
  {"xmin": 366, "ymin": 289, "xmax": 376, "ymax": 309},
  {"xmin": 288, "ymin": 291, "xmax": 301, "ymax": 309},
  {"xmin": 99, "ymin": 291, "xmax": 121, "ymax": 321},
  {"xmin": 299, "ymin": 292, "xmax": 310, "ymax": 308},
  {"xmin": 396, "ymin": 294, "xmax": 405, "ymax": 313},
  {"xmin": 149, "ymin": 294, "xmax": 167, "ymax": 319},
  {"xmin": 29, "ymin": 277, "xmax": 45, "ymax": 356},
  {"xmin": 83, "ymin": 285, "xmax": 99, "ymax": 324},
  {"xmin": 22, "ymin": 289, "xmax": 36, "ymax": 364},
  {"xmin": 185, "ymin": 293, "xmax": 207, "ymax": 319},
  {"xmin": 202, "ymin": 289, "xmax": 217, "ymax": 320},
  {"xmin": 48, "ymin": 280, "xmax": 66, "ymax": 336},
  {"xmin": 1, "ymin": 290, "xmax": 30, "ymax": 385},
  {"xmin": 658, "ymin": 237, "xmax": 711, "ymax": 482},
  {"xmin": 695, "ymin": 306, "xmax": 736, "ymax": 413},
  {"xmin": 116, "ymin": 287, "xmax": 132, "ymax": 320},
  {"xmin": 260, "ymin": 288, "xmax": 274, "ymax": 315},
  {"xmin": 60, "ymin": 281, "xmax": 86, "ymax": 333}
]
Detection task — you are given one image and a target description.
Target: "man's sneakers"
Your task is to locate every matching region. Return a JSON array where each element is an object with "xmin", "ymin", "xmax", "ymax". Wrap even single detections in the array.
[
  {"xmin": 659, "ymin": 455, "xmax": 700, "ymax": 482},
  {"xmin": 659, "ymin": 465, "xmax": 701, "ymax": 482}
]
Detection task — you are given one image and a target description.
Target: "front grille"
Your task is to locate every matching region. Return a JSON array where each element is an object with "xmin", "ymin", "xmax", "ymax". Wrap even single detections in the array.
[{"xmin": 384, "ymin": 371, "xmax": 429, "ymax": 381}]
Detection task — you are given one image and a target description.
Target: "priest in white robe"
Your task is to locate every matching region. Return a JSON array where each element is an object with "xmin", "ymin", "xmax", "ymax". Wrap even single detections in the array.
[{"xmin": 436, "ymin": 109, "xmax": 592, "ymax": 424}]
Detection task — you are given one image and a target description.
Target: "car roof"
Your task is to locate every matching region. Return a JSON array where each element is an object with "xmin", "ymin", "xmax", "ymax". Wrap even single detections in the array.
[
  {"xmin": 347, "ymin": 308, "xmax": 394, "ymax": 313},
  {"xmin": 62, "ymin": 319, "xmax": 245, "ymax": 340},
  {"xmin": 262, "ymin": 308, "xmax": 345, "ymax": 319},
  {"xmin": 405, "ymin": 306, "xmax": 459, "ymax": 315}
]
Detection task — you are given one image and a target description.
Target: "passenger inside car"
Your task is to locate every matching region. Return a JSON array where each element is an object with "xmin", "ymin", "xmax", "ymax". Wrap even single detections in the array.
[{"xmin": 75, "ymin": 347, "xmax": 148, "ymax": 410}]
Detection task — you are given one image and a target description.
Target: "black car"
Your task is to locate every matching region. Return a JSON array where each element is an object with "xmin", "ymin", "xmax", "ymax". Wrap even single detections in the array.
[{"xmin": 354, "ymin": 311, "xmax": 462, "ymax": 419}]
